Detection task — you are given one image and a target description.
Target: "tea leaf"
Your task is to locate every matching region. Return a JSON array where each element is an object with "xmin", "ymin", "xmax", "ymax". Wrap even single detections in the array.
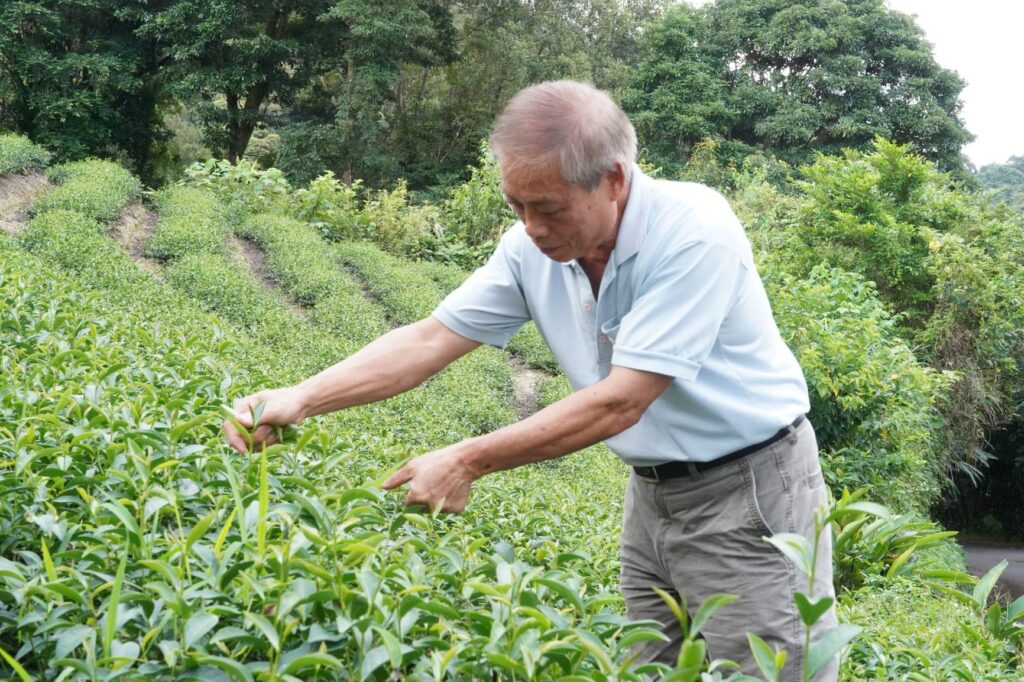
[{"xmin": 807, "ymin": 623, "xmax": 861, "ymax": 678}]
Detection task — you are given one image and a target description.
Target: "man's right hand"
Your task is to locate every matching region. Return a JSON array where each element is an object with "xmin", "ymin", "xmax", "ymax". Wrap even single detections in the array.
[{"xmin": 223, "ymin": 386, "xmax": 308, "ymax": 454}]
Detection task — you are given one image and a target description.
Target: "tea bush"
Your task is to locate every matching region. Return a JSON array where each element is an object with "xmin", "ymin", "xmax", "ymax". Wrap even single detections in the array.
[
  {"xmin": 838, "ymin": 577, "xmax": 1022, "ymax": 680},
  {"xmin": 34, "ymin": 159, "xmax": 141, "ymax": 224},
  {"xmin": 0, "ymin": 133, "xmax": 51, "ymax": 174},
  {"xmin": 146, "ymin": 186, "xmax": 232, "ymax": 261},
  {"xmin": 0, "ymin": 244, "xmax": 665, "ymax": 680},
  {"xmin": 236, "ymin": 213, "xmax": 386, "ymax": 347}
]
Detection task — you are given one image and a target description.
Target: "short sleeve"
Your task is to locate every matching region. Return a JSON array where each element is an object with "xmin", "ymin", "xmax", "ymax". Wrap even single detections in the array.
[
  {"xmin": 432, "ymin": 229, "xmax": 531, "ymax": 348},
  {"xmin": 612, "ymin": 241, "xmax": 747, "ymax": 380}
]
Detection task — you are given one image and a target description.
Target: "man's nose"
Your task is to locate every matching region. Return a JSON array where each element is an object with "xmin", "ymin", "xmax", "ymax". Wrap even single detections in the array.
[{"xmin": 523, "ymin": 209, "xmax": 549, "ymax": 239}]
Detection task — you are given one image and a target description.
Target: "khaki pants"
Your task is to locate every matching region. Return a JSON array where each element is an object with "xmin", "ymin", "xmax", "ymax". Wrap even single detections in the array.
[{"xmin": 620, "ymin": 418, "xmax": 838, "ymax": 681}]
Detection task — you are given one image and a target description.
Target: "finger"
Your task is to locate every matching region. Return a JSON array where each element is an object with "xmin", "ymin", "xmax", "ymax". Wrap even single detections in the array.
[
  {"xmin": 381, "ymin": 465, "xmax": 413, "ymax": 490},
  {"xmin": 222, "ymin": 420, "xmax": 249, "ymax": 454},
  {"xmin": 251, "ymin": 424, "xmax": 279, "ymax": 449},
  {"xmin": 403, "ymin": 490, "xmax": 431, "ymax": 512}
]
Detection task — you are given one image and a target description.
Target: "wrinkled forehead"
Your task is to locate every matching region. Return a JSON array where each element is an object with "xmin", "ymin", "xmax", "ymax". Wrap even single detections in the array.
[{"xmin": 499, "ymin": 158, "xmax": 573, "ymax": 200}]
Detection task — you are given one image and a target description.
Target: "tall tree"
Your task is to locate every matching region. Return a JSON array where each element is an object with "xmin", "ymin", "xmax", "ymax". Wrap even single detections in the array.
[
  {"xmin": 623, "ymin": 0, "xmax": 973, "ymax": 174},
  {"xmin": 138, "ymin": 0, "xmax": 355, "ymax": 163},
  {"xmin": 0, "ymin": 0, "xmax": 163, "ymax": 178}
]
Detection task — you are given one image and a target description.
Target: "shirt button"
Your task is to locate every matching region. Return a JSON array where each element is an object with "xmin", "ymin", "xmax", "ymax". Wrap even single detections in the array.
[
  {"xmin": 598, "ymin": 335, "xmax": 607, "ymax": 344},
  {"xmin": 583, "ymin": 303, "xmax": 592, "ymax": 312}
]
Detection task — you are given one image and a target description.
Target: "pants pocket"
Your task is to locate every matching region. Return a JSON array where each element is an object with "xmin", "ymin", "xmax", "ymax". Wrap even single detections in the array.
[{"xmin": 743, "ymin": 452, "xmax": 794, "ymax": 538}]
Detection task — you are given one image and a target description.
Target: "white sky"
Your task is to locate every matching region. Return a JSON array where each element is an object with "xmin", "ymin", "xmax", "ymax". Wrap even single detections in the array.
[{"xmin": 886, "ymin": 1, "xmax": 1024, "ymax": 168}]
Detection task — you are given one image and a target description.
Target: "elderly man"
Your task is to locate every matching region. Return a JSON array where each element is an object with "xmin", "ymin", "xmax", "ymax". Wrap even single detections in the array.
[{"xmin": 224, "ymin": 80, "xmax": 837, "ymax": 679}]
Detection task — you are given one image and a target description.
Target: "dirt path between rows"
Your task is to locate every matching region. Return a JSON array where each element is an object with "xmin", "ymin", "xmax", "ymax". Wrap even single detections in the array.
[
  {"xmin": 228, "ymin": 234, "xmax": 307, "ymax": 317},
  {"xmin": 510, "ymin": 358, "xmax": 549, "ymax": 419},
  {"xmin": 0, "ymin": 172, "xmax": 51, "ymax": 234},
  {"xmin": 109, "ymin": 203, "xmax": 162, "ymax": 275}
]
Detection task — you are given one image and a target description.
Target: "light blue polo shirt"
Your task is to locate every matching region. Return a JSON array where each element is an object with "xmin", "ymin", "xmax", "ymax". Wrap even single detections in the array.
[{"xmin": 432, "ymin": 168, "xmax": 810, "ymax": 466}]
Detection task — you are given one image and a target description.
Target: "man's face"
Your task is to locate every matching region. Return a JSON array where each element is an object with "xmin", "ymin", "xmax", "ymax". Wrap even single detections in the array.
[{"xmin": 501, "ymin": 162, "xmax": 625, "ymax": 263}]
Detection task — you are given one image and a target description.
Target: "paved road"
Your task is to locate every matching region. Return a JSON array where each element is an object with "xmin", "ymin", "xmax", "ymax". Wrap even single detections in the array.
[{"xmin": 959, "ymin": 540, "xmax": 1024, "ymax": 599}]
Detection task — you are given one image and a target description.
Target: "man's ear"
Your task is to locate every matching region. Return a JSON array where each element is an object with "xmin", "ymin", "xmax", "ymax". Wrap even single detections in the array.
[{"xmin": 606, "ymin": 161, "xmax": 628, "ymax": 196}]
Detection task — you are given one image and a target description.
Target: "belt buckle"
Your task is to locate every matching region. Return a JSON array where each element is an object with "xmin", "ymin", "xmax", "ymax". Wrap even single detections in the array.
[{"xmin": 636, "ymin": 465, "xmax": 660, "ymax": 481}]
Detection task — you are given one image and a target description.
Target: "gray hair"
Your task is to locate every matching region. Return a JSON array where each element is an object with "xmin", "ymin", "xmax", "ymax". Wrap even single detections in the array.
[{"xmin": 489, "ymin": 80, "xmax": 637, "ymax": 191}]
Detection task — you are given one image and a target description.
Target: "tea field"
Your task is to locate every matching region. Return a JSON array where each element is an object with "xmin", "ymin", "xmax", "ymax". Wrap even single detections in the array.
[{"xmin": 1, "ymin": 137, "xmax": 1022, "ymax": 680}]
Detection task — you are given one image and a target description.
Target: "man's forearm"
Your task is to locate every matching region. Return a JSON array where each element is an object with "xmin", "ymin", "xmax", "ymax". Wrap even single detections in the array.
[
  {"xmin": 458, "ymin": 367, "xmax": 672, "ymax": 477},
  {"xmin": 294, "ymin": 318, "xmax": 479, "ymax": 419}
]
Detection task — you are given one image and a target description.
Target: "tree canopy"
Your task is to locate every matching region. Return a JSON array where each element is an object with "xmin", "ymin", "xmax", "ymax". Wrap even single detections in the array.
[
  {"xmin": 623, "ymin": 0, "xmax": 973, "ymax": 175},
  {"xmin": 977, "ymin": 156, "xmax": 1024, "ymax": 213}
]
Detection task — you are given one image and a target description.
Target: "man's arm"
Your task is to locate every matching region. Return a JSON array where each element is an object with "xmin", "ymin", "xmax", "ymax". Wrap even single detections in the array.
[
  {"xmin": 223, "ymin": 317, "xmax": 480, "ymax": 453},
  {"xmin": 382, "ymin": 365, "xmax": 672, "ymax": 511}
]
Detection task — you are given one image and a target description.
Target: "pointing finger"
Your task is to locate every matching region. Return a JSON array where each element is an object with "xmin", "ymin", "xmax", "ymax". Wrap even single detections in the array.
[{"xmin": 381, "ymin": 464, "xmax": 414, "ymax": 490}]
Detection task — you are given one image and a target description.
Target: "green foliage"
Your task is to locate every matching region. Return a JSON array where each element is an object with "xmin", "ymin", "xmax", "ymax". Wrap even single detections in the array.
[
  {"xmin": 760, "ymin": 507, "xmax": 862, "ymax": 682},
  {"xmin": 780, "ymin": 139, "xmax": 1024, "ymax": 485},
  {"xmin": 793, "ymin": 139, "xmax": 961, "ymax": 321},
  {"xmin": 0, "ymin": 133, "xmax": 50, "ymax": 175},
  {"xmin": 184, "ymin": 159, "xmax": 293, "ymax": 214},
  {"xmin": 0, "ymin": 0, "xmax": 163, "ymax": 180},
  {"xmin": 828, "ymin": 489, "xmax": 958, "ymax": 593},
  {"xmin": 766, "ymin": 264, "xmax": 954, "ymax": 512},
  {"xmin": 624, "ymin": 0, "xmax": 972, "ymax": 175},
  {"xmin": 34, "ymin": 159, "xmax": 141, "ymax": 224},
  {"xmin": 336, "ymin": 239, "xmax": 514, "ymax": 434},
  {"xmin": 237, "ymin": 213, "xmax": 387, "ymax": 346},
  {"xmin": 165, "ymin": 252, "xmax": 293, "ymax": 334},
  {"xmin": 145, "ymin": 186, "xmax": 232, "ymax": 261},
  {"xmin": 977, "ymin": 156, "xmax": 1024, "ymax": 213},
  {"xmin": 839, "ymin": 577, "xmax": 1022, "ymax": 680},
  {"xmin": 927, "ymin": 562, "xmax": 1024, "ymax": 653},
  {"xmin": 537, "ymin": 376, "xmax": 574, "ymax": 411},
  {"xmin": 429, "ymin": 142, "xmax": 515, "ymax": 267},
  {"xmin": 417, "ymin": 257, "xmax": 559, "ymax": 372},
  {"xmin": 361, "ymin": 180, "xmax": 444, "ymax": 257},
  {"xmin": 0, "ymin": 244, "xmax": 657, "ymax": 680},
  {"xmin": 291, "ymin": 171, "xmax": 368, "ymax": 239}
]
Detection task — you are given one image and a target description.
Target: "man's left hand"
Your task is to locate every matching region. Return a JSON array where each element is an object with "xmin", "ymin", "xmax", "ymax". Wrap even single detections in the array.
[{"xmin": 381, "ymin": 445, "xmax": 478, "ymax": 513}]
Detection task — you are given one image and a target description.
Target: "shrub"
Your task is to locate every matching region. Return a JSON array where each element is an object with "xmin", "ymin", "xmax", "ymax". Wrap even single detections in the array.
[
  {"xmin": 436, "ymin": 141, "xmax": 514, "ymax": 267},
  {"xmin": 184, "ymin": 158, "xmax": 293, "ymax": 213},
  {"xmin": 0, "ymin": 133, "xmax": 51, "ymax": 174},
  {"xmin": 34, "ymin": 159, "xmax": 140, "ymax": 223},
  {"xmin": 767, "ymin": 264, "xmax": 955, "ymax": 512},
  {"xmin": 361, "ymin": 179, "xmax": 444, "ymax": 258},
  {"xmin": 146, "ymin": 186, "xmax": 231, "ymax": 260},
  {"xmin": 291, "ymin": 171, "xmax": 369, "ymax": 241},
  {"xmin": 778, "ymin": 139, "xmax": 1024, "ymax": 486}
]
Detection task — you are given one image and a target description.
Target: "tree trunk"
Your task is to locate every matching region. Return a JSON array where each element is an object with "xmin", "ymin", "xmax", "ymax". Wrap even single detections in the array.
[
  {"xmin": 225, "ymin": 9, "xmax": 292, "ymax": 163},
  {"xmin": 225, "ymin": 92, "xmax": 240, "ymax": 163}
]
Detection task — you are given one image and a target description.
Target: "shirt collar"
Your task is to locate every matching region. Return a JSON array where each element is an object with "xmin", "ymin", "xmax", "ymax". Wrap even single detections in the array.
[
  {"xmin": 613, "ymin": 164, "xmax": 649, "ymax": 266},
  {"xmin": 564, "ymin": 163, "xmax": 650, "ymax": 271}
]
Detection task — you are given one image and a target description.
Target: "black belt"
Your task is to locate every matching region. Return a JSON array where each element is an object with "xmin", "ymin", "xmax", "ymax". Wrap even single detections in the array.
[{"xmin": 632, "ymin": 415, "xmax": 805, "ymax": 482}]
